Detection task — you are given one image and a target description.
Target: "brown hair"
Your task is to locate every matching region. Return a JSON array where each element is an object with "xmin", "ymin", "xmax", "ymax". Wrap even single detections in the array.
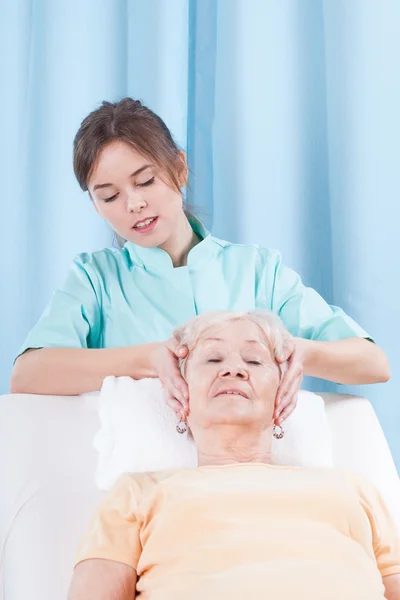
[{"xmin": 73, "ymin": 97, "xmax": 189, "ymax": 199}]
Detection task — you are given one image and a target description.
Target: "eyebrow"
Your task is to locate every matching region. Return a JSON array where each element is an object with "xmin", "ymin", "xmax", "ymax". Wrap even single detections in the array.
[
  {"xmin": 203, "ymin": 338, "xmax": 262, "ymax": 345},
  {"xmin": 93, "ymin": 164, "xmax": 152, "ymax": 191}
]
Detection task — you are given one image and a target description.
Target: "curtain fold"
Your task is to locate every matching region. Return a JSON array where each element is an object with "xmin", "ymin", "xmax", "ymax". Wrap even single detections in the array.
[{"xmin": 1, "ymin": 0, "xmax": 399, "ymax": 468}]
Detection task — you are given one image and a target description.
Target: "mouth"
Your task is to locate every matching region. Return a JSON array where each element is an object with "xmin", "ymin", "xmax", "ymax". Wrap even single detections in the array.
[
  {"xmin": 132, "ymin": 216, "xmax": 158, "ymax": 233},
  {"xmin": 214, "ymin": 389, "xmax": 249, "ymax": 399}
]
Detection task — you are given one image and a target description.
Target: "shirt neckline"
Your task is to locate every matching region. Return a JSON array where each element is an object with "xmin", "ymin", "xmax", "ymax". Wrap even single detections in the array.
[
  {"xmin": 198, "ymin": 462, "xmax": 301, "ymax": 471},
  {"xmin": 125, "ymin": 217, "xmax": 216, "ymax": 272}
]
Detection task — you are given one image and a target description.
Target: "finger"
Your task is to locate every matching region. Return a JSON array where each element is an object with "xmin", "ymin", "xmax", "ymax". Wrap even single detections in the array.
[
  {"xmin": 278, "ymin": 372, "xmax": 302, "ymax": 412},
  {"xmin": 165, "ymin": 337, "xmax": 179, "ymax": 352},
  {"xmin": 164, "ymin": 393, "xmax": 183, "ymax": 416},
  {"xmin": 276, "ymin": 352, "xmax": 302, "ymax": 401},
  {"xmin": 275, "ymin": 374, "xmax": 302, "ymax": 421},
  {"xmin": 277, "ymin": 402, "xmax": 296, "ymax": 424},
  {"xmin": 176, "ymin": 345, "xmax": 188, "ymax": 358},
  {"xmin": 170, "ymin": 381, "xmax": 188, "ymax": 407},
  {"xmin": 176, "ymin": 406, "xmax": 187, "ymax": 421},
  {"xmin": 165, "ymin": 390, "xmax": 187, "ymax": 421},
  {"xmin": 275, "ymin": 337, "xmax": 295, "ymax": 363},
  {"xmin": 277, "ymin": 387, "xmax": 300, "ymax": 423},
  {"xmin": 275, "ymin": 372, "xmax": 301, "ymax": 417},
  {"xmin": 163, "ymin": 358, "xmax": 189, "ymax": 404},
  {"xmin": 162, "ymin": 379, "xmax": 183, "ymax": 408},
  {"xmin": 168, "ymin": 374, "xmax": 189, "ymax": 406},
  {"xmin": 166, "ymin": 338, "xmax": 189, "ymax": 358},
  {"xmin": 175, "ymin": 379, "xmax": 189, "ymax": 404},
  {"xmin": 276, "ymin": 365, "xmax": 299, "ymax": 405}
]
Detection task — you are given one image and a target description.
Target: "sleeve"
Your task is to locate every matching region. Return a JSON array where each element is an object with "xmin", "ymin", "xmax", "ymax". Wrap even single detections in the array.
[
  {"xmin": 76, "ymin": 474, "xmax": 143, "ymax": 570},
  {"xmin": 16, "ymin": 254, "xmax": 102, "ymax": 359},
  {"xmin": 264, "ymin": 249, "xmax": 373, "ymax": 342},
  {"xmin": 357, "ymin": 475, "xmax": 400, "ymax": 577}
]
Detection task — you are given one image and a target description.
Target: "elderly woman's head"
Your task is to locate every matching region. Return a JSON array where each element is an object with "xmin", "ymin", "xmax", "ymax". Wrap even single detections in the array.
[{"xmin": 174, "ymin": 310, "xmax": 291, "ymax": 441}]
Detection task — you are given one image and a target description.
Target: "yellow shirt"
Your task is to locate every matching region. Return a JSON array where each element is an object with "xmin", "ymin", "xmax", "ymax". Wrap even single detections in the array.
[{"xmin": 76, "ymin": 464, "xmax": 400, "ymax": 600}]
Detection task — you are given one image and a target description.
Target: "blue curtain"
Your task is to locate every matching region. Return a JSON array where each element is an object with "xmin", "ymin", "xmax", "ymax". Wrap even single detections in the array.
[{"xmin": 1, "ymin": 0, "xmax": 399, "ymax": 468}]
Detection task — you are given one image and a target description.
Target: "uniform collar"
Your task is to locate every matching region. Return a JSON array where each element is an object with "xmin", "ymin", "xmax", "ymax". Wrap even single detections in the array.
[{"xmin": 125, "ymin": 217, "xmax": 216, "ymax": 271}]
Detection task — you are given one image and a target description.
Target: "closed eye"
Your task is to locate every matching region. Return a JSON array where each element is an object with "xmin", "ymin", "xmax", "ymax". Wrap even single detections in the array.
[
  {"xmin": 207, "ymin": 359, "xmax": 222, "ymax": 363},
  {"xmin": 247, "ymin": 360, "xmax": 262, "ymax": 365},
  {"xmin": 103, "ymin": 193, "xmax": 118, "ymax": 203},
  {"xmin": 138, "ymin": 177, "xmax": 155, "ymax": 187}
]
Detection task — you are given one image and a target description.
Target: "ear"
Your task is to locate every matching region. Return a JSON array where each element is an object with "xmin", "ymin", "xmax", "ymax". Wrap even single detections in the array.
[{"xmin": 176, "ymin": 151, "xmax": 189, "ymax": 188}]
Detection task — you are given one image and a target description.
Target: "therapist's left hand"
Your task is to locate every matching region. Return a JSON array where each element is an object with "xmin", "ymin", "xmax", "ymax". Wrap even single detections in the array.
[{"xmin": 274, "ymin": 337, "xmax": 307, "ymax": 424}]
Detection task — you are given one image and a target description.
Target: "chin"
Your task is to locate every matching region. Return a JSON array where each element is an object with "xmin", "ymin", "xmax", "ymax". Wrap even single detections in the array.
[
  {"xmin": 212, "ymin": 404, "xmax": 256, "ymax": 422},
  {"xmin": 130, "ymin": 224, "xmax": 173, "ymax": 249},
  {"xmin": 125, "ymin": 230, "xmax": 167, "ymax": 248}
]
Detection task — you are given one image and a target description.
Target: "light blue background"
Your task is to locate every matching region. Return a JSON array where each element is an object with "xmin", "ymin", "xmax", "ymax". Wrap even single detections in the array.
[{"xmin": 1, "ymin": 0, "xmax": 399, "ymax": 467}]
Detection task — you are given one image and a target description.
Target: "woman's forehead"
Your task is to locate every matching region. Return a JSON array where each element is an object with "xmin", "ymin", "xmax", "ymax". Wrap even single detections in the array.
[{"xmin": 197, "ymin": 320, "xmax": 268, "ymax": 347}]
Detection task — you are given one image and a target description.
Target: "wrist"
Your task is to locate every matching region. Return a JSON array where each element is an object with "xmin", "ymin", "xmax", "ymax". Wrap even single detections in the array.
[
  {"xmin": 126, "ymin": 342, "xmax": 162, "ymax": 379},
  {"xmin": 295, "ymin": 338, "xmax": 319, "ymax": 374},
  {"xmin": 146, "ymin": 342, "xmax": 164, "ymax": 378}
]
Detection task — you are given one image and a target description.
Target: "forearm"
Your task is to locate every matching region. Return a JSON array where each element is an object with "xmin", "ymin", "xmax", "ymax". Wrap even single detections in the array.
[
  {"xmin": 383, "ymin": 573, "xmax": 400, "ymax": 600},
  {"xmin": 301, "ymin": 337, "xmax": 390, "ymax": 385},
  {"xmin": 68, "ymin": 560, "xmax": 137, "ymax": 600},
  {"xmin": 10, "ymin": 343, "xmax": 160, "ymax": 396}
]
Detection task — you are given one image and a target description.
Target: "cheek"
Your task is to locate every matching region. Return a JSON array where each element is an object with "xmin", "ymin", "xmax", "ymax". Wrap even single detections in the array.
[
  {"xmin": 256, "ymin": 370, "xmax": 280, "ymax": 400},
  {"xmin": 156, "ymin": 186, "xmax": 182, "ymax": 211},
  {"xmin": 186, "ymin": 365, "xmax": 214, "ymax": 411},
  {"xmin": 91, "ymin": 198, "xmax": 104, "ymax": 217},
  {"xmin": 186, "ymin": 372, "xmax": 204, "ymax": 405},
  {"xmin": 94, "ymin": 200, "xmax": 122, "ymax": 222}
]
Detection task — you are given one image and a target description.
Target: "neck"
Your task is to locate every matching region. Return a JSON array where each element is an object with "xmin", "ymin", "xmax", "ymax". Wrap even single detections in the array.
[
  {"xmin": 159, "ymin": 213, "xmax": 201, "ymax": 267},
  {"xmin": 196, "ymin": 424, "xmax": 274, "ymax": 467}
]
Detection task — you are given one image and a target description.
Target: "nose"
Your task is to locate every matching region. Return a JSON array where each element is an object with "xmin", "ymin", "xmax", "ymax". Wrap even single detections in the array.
[
  {"xmin": 127, "ymin": 195, "xmax": 147, "ymax": 213},
  {"xmin": 218, "ymin": 365, "xmax": 249, "ymax": 380}
]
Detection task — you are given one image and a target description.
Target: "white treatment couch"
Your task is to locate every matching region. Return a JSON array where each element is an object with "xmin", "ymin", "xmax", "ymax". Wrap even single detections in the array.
[{"xmin": 0, "ymin": 391, "xmax": 399, "ymax": 600}]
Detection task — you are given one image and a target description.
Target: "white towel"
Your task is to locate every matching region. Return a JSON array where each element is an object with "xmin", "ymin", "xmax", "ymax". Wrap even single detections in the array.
[{"xmin": 94, "ymin": 377, "xmax": 333, "ymax": 490}]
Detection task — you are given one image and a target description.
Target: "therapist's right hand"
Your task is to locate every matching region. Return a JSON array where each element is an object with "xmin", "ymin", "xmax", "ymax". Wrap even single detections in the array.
[{"xmin": 152, "ymin": 339, "xmax": 189, "ymax": 420}]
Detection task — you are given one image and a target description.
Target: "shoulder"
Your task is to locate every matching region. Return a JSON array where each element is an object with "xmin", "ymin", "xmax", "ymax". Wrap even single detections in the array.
[
  {"xmin": 74, "ymin": 245, "xmax": 132, "ymax": 271},
  {"xmin": 70, "ymin": 246, "xmax": 137, "ymax": 286},
  {"xmin": 109, "ymin": 469, "xmax": 192, "ymax": 503},
  {"xmin": 209, "ymin": 234, "xmax": 281, "ymax": 266},
  {"xmin": 331, "ymin": 469, "xmax": 382, "ymax": 501},
  {"xmin": 115, "ymin": 468, "xmax": 189, "ymax": 488}
]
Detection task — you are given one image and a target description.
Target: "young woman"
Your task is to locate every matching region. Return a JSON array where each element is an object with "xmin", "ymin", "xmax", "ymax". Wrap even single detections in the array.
[{"xmin": 11, "ymin": 98, "xmax": 390, "ymax": 424}]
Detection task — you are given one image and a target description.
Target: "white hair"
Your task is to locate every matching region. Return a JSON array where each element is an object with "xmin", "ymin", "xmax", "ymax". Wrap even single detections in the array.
[{"xmin": 173, "ymin": 309, "xmax": 291, "ymax": 377}]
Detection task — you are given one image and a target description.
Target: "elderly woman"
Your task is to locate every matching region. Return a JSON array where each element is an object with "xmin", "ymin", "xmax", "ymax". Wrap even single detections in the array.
[{"xmin": 68, "ymin": 311, "xmax": 400, "ymax": 600}]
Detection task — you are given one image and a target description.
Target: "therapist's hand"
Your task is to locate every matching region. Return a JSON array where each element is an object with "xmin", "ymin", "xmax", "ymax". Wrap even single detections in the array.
[
  {"xmin": 152, "ymin": 339, "xmax": 189, "ymax": 420},
  {"xmin": 274, "ymin": 337, "xmax": 306, "ymax": 424}
]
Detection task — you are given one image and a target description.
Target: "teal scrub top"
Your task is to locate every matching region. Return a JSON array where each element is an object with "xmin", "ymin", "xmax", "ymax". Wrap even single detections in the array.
[{"xmin": 18, "ymin": 219, "xmax": 370, "ymax": 356}]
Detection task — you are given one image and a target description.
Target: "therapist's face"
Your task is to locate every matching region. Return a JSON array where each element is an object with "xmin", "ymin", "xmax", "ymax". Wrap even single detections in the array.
[
  {"xmin": 185, "ymin": 319, "xmax": 281, "ymax": 438},
  {"xmin": 88, "ymin": 140, "xmax": 188, "ymax": 248}
]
